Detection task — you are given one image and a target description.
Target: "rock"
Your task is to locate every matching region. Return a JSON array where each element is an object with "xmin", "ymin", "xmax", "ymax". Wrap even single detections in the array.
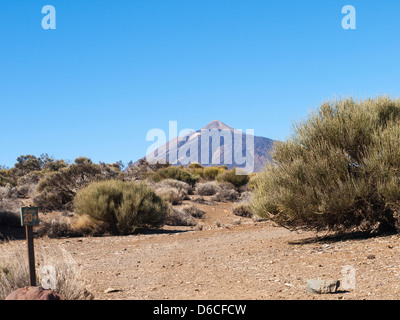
[
  {"xmin": 104, "ymin": 288, "xmax": 120, "ymax": 293},
  {"xmin": 306, "ymin": 279, "xmax": 340, "ymax": 294},
  {"xmin": 5, "ymin": 286, "xmax": 62, "ymax": 300}
]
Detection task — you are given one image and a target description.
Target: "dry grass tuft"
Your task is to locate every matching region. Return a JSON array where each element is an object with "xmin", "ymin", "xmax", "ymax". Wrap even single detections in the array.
[{"xmin": 0, "ymin": 241, "xmax": 93, "ymax": 300}]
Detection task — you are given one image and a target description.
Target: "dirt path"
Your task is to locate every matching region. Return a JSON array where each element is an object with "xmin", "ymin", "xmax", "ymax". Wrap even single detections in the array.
[
  {"xmin": 4, "ymin": 198, "xmax": 400, "ymax": 300},
  {"xmin": 36, "ymin": 220, "xmax": 400, "ymax": 300}
]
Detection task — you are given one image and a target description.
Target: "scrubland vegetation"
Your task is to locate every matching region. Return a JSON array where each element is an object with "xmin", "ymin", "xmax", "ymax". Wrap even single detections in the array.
[
  {"xmin": 0, "ymin": 154, "xmax": 250, "ymax": 240},
  {"xmin": 2, "ymin": 97, "xmax": 400, "ymax": 239},
  {"xmin": 0, "ymin": 155, "xmax": 250, "ymax": 298}
]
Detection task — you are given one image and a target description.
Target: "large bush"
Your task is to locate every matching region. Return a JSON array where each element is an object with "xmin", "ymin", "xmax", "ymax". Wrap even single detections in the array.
[
  {"xmin": 252, "ymin": 97, "xmax": 400, "ymax": 233},
  {"xmin": 74, "ymin": 180, "xmax": 167, "ymax": 235}
]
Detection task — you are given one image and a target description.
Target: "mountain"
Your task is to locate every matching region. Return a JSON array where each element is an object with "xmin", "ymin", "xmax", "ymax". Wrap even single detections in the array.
[{"xmin": 142, "ymin": 120, "xmax": 277, "ymax": 173}]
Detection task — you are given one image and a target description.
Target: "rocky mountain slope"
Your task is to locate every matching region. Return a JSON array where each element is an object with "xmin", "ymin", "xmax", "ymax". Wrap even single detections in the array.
[{"xmin": 143, "ymin": 120, "xmax": 276, "ymax": 173}]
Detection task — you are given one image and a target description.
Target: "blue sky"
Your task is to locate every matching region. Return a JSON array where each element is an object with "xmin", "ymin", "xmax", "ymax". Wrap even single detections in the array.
[{"xmin": 1, "ymin": 0, "xmax": 400, "ymax": 167}]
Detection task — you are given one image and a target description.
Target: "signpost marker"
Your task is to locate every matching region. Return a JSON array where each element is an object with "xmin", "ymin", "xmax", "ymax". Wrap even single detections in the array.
[{"xmin": 20, "ymin": 206, "xmax": 39, "ymax": 287}]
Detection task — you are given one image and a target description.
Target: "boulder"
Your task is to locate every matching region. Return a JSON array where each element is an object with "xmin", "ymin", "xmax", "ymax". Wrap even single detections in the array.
[
  {"xmin": 306, "ymin": 279, "xmax": 340, "ymax": 294},
  {"xmin": 5, "ymin": 286, "xmax": 63, "ymax": 300}
]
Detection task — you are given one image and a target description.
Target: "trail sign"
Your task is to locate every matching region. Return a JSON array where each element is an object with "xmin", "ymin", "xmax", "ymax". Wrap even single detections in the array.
[
  {"xmin": 20, "ymin": 207, "xmax": 39, "ymax": 226},
  {"xmin": 20, "ymin": 206, "xmax": 39, "ymax": 286}
]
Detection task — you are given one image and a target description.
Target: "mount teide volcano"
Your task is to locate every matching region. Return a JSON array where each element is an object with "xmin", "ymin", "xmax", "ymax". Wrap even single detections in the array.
[{"xmin": 143, "ymin": 120, "xmax": 277, "ymax": 173}]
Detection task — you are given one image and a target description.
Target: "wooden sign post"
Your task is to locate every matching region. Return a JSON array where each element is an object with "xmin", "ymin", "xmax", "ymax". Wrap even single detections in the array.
[{"xmin": 20, "ymin": 207, "xmax": 39, "ymax": 287}]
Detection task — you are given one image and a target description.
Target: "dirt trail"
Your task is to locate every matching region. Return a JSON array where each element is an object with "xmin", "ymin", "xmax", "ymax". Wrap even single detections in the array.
[
  {"xmin": 37, "ymin": 213, "xmax": 400, "ymax": 299},
  {"xmin": 4, "ymin": 198, "xmax": 400, "ymax": 300}
]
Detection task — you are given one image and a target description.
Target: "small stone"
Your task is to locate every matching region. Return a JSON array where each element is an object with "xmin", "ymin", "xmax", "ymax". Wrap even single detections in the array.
[
  {"xmin": 306, "ymin": 279, "xmax": 340, "ymax": 294},
  {"xmin": 104, "ymin": 288, "xmax": 120, "ymax": 293},
  {"xmin": 367, "ymin": 255, "xmax": 376, "ymax": 259}
]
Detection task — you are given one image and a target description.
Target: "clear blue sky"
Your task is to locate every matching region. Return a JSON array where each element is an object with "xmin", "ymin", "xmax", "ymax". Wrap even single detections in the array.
[{"xmin": 1, "ymin": 0, "xmax": 400, "ymax": 167}]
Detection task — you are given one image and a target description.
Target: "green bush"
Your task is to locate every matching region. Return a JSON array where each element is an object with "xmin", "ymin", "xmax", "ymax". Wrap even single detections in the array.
[
  {"xmin": 202, "ymin": 167, "xmax": 226, "ymax": 181},
  {"xmin": 252, "ymin": 96, "xmax": 400, "ymax": 233},
  {"xmin": 74, "ymin": 180, "xmax": 167, "ymax": 235},
  {"xmin": 152, "ymin": 167, "xmax": 199, "ymax": 187},
  {"xmin": 187, "ymin": 163, "xmax": 204, "ymax": 170},
  {"xmin": 216, "ymin": 169, "xmax": 249, "ymax": 188}
]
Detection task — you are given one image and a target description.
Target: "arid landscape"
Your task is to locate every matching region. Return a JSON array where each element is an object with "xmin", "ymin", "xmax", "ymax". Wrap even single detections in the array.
[
  {"xmin": 3, "ymin": 101, "xmax": 400, "ymax": 301},
  {"xmin": 2, "ymin": 1, "xmax": 400, "ymax": 306},
  {"xmin": 4, "ymin": 195, "xmax": 399, "ymax": 301}
]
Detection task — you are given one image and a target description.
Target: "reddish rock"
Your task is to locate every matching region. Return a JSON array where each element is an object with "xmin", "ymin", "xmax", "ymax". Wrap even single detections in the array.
[{"xmin": 5, "ymin": 286, "xmax": 63, "ymax": 300}]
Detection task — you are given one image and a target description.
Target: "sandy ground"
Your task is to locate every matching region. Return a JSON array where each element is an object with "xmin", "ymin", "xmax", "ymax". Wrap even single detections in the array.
[{"xmin": 3, "ymin": 197, "xmax": 400, "ymax": 300}]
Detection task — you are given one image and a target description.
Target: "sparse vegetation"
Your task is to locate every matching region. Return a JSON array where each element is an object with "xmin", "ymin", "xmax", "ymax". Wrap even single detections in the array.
[
  {"xmin": 0, "ymin": 150, "xmax": 253, "ymax": 242},
  {"xmin": 232, "ymin": 202, "xmax": 253, "ymax": 218},
  {"xmin": 36, "ymin": 217, "xmax": 81, "ymax": 238},
  {"xmin": 0, "ymin": 241, "xmax": 93, "ymax": 300},
  {"xmin": 34, "ymin": 157, "xmax": 121, "ymax": 212},
  {"xmin": 211, "ymin": 182, "xmax": 239, "ymax": 202},
  {"xmin": 180, "ymin": 204, "xmax": 205, "ymax": 219},
  {"xmin": 153, "ymin": 179, "xmax": 191, "ymax": 205},
  {"xmin": 152, "ymin": 166, "xmax": 200, "ymax": 187},
  {"xmin": 165, "ymin": 206, "xmax": 197, "ymax": 226},
  {"xmin": 196, "ymin": 181, "xmax": 220, "ymax": 196}
]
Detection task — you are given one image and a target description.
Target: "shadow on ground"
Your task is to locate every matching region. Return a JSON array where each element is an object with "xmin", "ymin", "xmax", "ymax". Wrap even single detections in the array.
[{"xmin": 289, "ymin": 230, "xmax": 398, "ymax": 245}]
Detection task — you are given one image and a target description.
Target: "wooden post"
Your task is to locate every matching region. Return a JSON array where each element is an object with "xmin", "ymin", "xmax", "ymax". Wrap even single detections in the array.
[
  {"xmin": 20, "ymin": 207, "xmax": 39, "ymax": 287},
  {"xmin": 25, "ymin": 225, "xmax": 36, "ymax": 286}
]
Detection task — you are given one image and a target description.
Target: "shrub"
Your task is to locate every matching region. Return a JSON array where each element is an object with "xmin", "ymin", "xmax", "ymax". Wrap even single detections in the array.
[
  {"xmin": 152, "ymin": 167, "xmax": 199, "ymax": 187},
  {"xmin": 165, "ymin": 207, "xmax": 196, "ymax": 226},
  {"xmin": 180, "ymin": 204, "xmax": 205, "ymax": 219},
  {"xmin": 196, "ymin": 182, "xmax": 220, "ymax": 196},
  {"xmin": 187, "ymin": 163, "xmax": 204, "ymax": 170},
  {"xmin": 247, "ymin": 173, "xmax": 259, "ymax": 190},
  {"xmin": 74, "ymin": 180, "xmax": 167, "ymax": 235},
  {"xmin": 72, "ymin": 215, "xmax": 107, "ymax": 236},
  {"xmin": 36, "ymin": 217, "xmax": 81, "ymax": 238},
  {"xmin": 190, "ymin": 168, "xmax": 205, "ymax": 179},
  {"xmin": 233, "ymin": 201, "xmax": 253, "ymax": 218},
  {"xmin": 156, "ymin": 179, "xmax": 191, "ymax": 195},
  {"xmin": 202, "ymin": 166, "xmax": 224, "ymax": 181},
  {"xmin": 0, "ymin": 187, "xmax": 20, "ymax": 228},
  {"xmin": 216, "ymin": 169, "xmax": 249, "ymax": 188},
  {"xmin": 211, "ymin": 188, "xmax": 239, "ymax": 202},
  {"xmin": 34, "ymin": 158, "xmax": 120, "ymax": 212},
  {"xmin": 154, "ymin": 187, "xmax": 183, "ymax": 205},
  {"xmin": 16, "ymin": 172, "xmax": 41, "ymax": 198},
  {"xmin": 154, "ymin": 179, "xmax": 190, "ymax": 205},
  {"xmin": 252, "ymin": 96, "xmax": 400, "ymax": 233},
  {"xmin": 14, "ymin": 154, "xmax": 68, "ymax": 176},
  {"xmin": 125, "ymin": 159, "xmax": 170, "ymax": 181}
]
